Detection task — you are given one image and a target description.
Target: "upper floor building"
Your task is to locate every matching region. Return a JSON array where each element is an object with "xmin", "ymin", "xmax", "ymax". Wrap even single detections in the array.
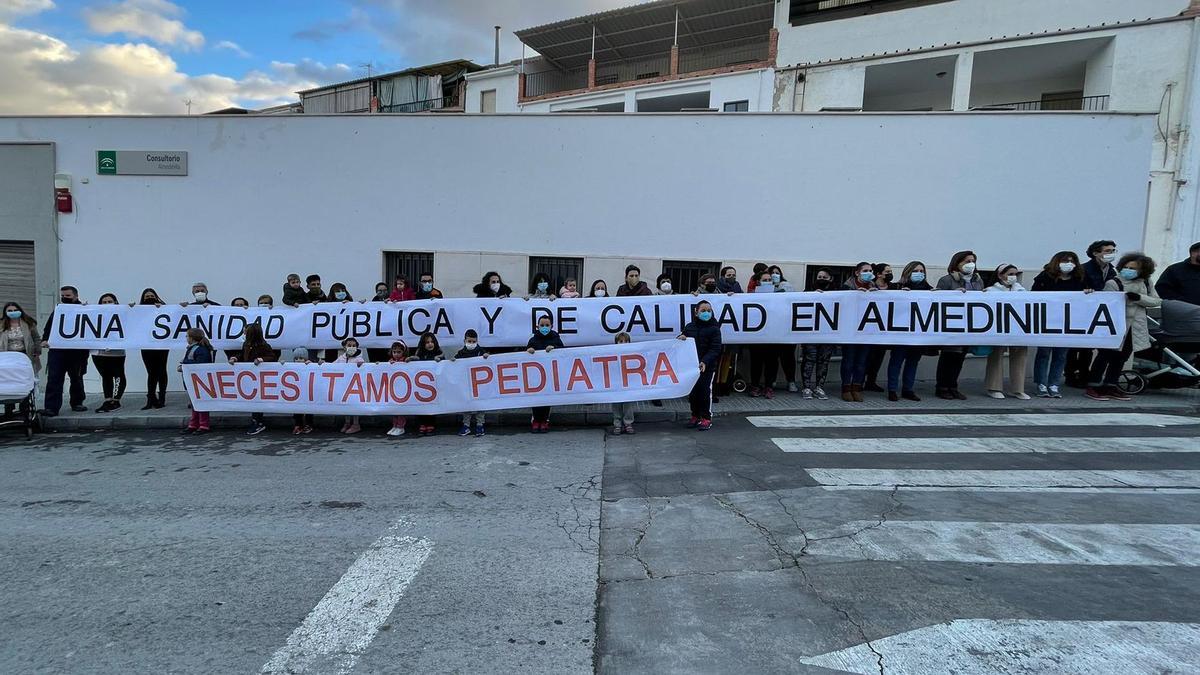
[{"xmin": 296, "ymin": 60, "xmax": 482, "ymax": 114}]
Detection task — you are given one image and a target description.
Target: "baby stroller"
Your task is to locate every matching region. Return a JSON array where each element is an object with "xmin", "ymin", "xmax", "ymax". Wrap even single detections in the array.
[
  {"xmin": 0, "ymin": 352, "xmax": 39, "ymax": 438},
  {"xmin": 1117, "ymin": 300, "xmax": 1200, "ymax": 395}
]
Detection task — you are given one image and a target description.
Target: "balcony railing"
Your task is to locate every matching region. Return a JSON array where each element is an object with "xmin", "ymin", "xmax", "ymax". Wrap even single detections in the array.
[
  {"xmin": 980, "ymin": 95, "xmax": 1110, "ymax": 112},
  {"xmin": 380, "ymin": 92, "xmax": 460, "ymax": 113},
  {"xmin": 790, "ymin": 0, "xmax": 953, "ymax": 25},
  {"xmin": 524, "ymin": 68, "xmax": 589, "ymax": 98},
  {"xmin": 678, "ymin": 38, "xmax": 770, "ymax": 74}
]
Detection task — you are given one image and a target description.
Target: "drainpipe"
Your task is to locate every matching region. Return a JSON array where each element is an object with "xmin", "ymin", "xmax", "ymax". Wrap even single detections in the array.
[{"xmin": 1167, "ymin": 15, "xmax": 1200, "ymax": 258}]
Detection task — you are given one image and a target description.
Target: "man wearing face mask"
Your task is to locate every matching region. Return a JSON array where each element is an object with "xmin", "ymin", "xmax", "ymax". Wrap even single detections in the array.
[
  {"xmin": 416, "ymin": 273, "xmax": 443, "ymax": 300},
  {"xmin": 1155, "ymin": 241, "xmax": 1200, "ymax": 306},
  {"xmin": 1082, "ymin": 240, "xmax": 1121, "ymax": 292},
  {"xmin": 181, "ymin": 282, "xmax": 220, "ymax": 308},
  {"xmin": 39, "ymin": 285, "xmax": 89, "ymax": 417},
  {"xmin": 716, "ymin": 267, "xmax": 744, "ymax": 294}
]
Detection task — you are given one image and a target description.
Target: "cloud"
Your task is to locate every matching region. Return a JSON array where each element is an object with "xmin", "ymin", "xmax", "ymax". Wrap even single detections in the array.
[
  {"xmin": 0, "ymin": 19, "xmax": 346, "ymax": 113},
  {"xmin": 214, "ymin": 39, "xmax": 250, "ymax": 57},
  {"xmin": 83, "ymin": 0, "xmax": 204, "ymax": 50},
  {"xmin": 0, "ymin": 0, "xmax": 54, "ymax": 21}
]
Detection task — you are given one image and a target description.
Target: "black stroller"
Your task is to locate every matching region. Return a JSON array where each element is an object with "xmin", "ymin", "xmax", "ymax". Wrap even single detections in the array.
[
  {"xmin": 0, "ymin": 352, "xmax": 39, "ymax": 438},
  {"xmin": 1117, "ymin": 300, "xmax": 1200, "ymax": 394}
]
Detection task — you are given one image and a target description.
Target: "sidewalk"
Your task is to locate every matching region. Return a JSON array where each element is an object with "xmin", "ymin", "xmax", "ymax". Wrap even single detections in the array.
[{"xmin": 32, "ymin": 379, "xmax": 1200, "ymax": 432}]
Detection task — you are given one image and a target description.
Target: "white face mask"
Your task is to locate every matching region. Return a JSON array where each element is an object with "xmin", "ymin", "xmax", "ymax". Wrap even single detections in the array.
[
  {"xmin": 660, "ymin": 282, "xmax": 672, "ymax": 292},
  {"xmin": 464, "ymin": 341, "xmax": 478, "ymax": 350},
  {"xmin": 489, "ymin": 282, "xmax": 501, "ymax": 293},
  {"xmin": 594, "ymin": 289, "xmax": 606, "ymax": 297},
  {"xmin": 1059, "ymin": 262, "xmax": 1076, "ymax": 274},
  {"xmin": 344, "ymin": 347, "xmax": 359, "ymax": 357},
  {"xmin": 1102, "ymin": 252, "xmax": 1118, "ymax": 263},
  {"xmin": 258, "ymin": 303, "xmax": 271, "ymax": 308},
  {"xmin": 1004, "ymin": 275, "xmax": 1018, "ymax": 285},
  {"xmin": 960, "ymin": 262, "xmax": 976, "ymax": 275},
  {"xmin": 193, "ymin": 291, "xmax": 207, "ymax": 302}
]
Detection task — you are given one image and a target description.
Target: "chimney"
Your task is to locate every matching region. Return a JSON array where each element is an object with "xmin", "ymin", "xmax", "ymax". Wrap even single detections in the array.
[{"xmin": 494, "ymin": 26, "xmax": 501, "ymax": 66}]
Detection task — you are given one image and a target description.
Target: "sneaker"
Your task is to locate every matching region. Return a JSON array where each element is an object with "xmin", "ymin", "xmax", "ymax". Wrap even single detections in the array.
[
  {"xmin": 458, "ymin": 424, "xmax": 471, "ymax": 437},
  {"xmin": 108, "ymin": 400, "xmax": 122, "ymax": 412},
  {"xmin": 764, "ymin": 387, "xmax": 776, "ymax": 400},
  {"xmin": 1049, "ymin": 386, "xmax": 1062, "ymax": 399},
  {"xmin": 623, "ymin": 425, "xmax": 635, "ymax": 435},
  {"xmin": 345, "ymin": 423, "xmax": 362, "ymax": 434},
  {"xmin": 685, "ymin": 416, "xmax": 701, "ymax": 428},
  {"xmin": 302, "ymin": 425, "xmax": 313, "ymax": 434},
  {"xmin": 1106, "ymin": 386, "xmax": 1132, "ymax": 402},
  {"xmin": 70, "ymin": 405, "xmax": 88, "ymax": 412},
  {"xmin": 247, "ymin": 423, "xmax": 267, "ymax": 436},
  {"xmin": 292, "ymin": 425, "xmax": 303, "ymax": 435},
  {"xmin": 387, "ymin": 426, "xmax": 403, "ymax": 437},
  {"xmin": 697, "ymin": 419, "xmax": 712, "ymax": 431},
  {"xmin": 473, "ymin": 425, "xmax": 485, "ymax": 437},
  {"xmin": 986, "ymin": 391, "xmax": 1005, "ymax": 399},
  {"xmin": 1009, "ymin": 392, "xmax": 1032, "ymax": 400},
  {"xmin": 1084, "ymin": 387, "xmax": 1110, "ymax": 401},
  {"xmin": 540, "ymin": 421, "xmax": 550, "ymax": 433},
  {"xmin": 813, "ymin": 387, "xmax": 828, "ymax": 401},
  {"xmin": 1036, "ymin": 384, "xmax": 1050, "ymax": 398},
  {"xmin": 801, "ymin": 388, "xmax": 813, "ymax": 400},
  {"xmin": 749, "ymin": 386, "xmax": 761, "ymax": 398},
  {"xmin": 787, "ymin": 382, "xmax": 799, "ymax": 393},
  {"xmin": 612, "ymin": 425, "xmax": 622, "ymax": 435}
]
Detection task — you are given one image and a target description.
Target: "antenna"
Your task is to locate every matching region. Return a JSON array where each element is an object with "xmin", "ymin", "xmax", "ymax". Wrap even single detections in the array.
[
  {"xmin": 183, "ymin": 98, "xmax": 193, "ymax": 115},
  {"xmin": 358, "ymin": 61, "xmax": 374, "ymax": 79}
]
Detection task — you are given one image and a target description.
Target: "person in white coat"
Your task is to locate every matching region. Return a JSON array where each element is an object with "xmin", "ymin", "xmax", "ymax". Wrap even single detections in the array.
[
  {"xmin": 983, "ymin": 263, "xmax": 1030, "ymax": 399},
  {"xmin": 1116, "ymin": 253, "xmax": 1162, "ymax": 372}
]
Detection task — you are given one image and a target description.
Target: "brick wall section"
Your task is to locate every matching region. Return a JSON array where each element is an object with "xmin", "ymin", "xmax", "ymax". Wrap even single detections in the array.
[
  {"xmin": 518, "ymin": 72, "xmax": 526, "ymax": 100},
  {"xmin": 767, "ymin": 27, "xmax": 779, "ymax": 65},
  {"xmin": 519, "ymin": 62, "xmax": 771, "ymax": 104},
  {"xmin": 669, "ymin": 46, "xmax": 680, "ymax": 75},
  {"xmin": 587, "ymin": 58, "xmax": 597, "ymax": 88}
]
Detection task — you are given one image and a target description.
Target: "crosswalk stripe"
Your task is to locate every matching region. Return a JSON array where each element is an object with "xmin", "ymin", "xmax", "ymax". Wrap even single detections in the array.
[
  {"xmin": 772, "ymin": 436, "xmax": 1200, "ymax": 454},
  {"xmin": 799, "ymin": 620, "xmax": 1200, "ymax": 675},
  {"xmin": 805, "ymin": 521, "xmax": 1200, "ymax": 566},
  {"xmin": 748, "ymin": 413, "xmax": 1196, "ymax": 428},
  {"xmin": 805, "ymin": 468, "xmax": 1200, "ymax": 489}
]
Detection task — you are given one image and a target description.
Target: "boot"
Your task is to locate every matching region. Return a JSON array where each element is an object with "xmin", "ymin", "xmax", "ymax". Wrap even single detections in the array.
[
  {"xmin": 141, "ymin": 395, "xmax": 156, "ymax": 411},
  {"xmin": 851, "ymin": 384, "xmax": 864, "ymax": 402},
  {"xmin": 153, "ymin": 392, "xmax": 166, "ymax": 409},
  {"xmin": 841, "ymin": 385, "xmax": 854, "ymax": 402}
]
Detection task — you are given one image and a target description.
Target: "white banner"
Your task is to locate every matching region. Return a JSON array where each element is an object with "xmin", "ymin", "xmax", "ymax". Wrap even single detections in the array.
[
  {"xmin": 50, "ymin": 291, "xmax": 1126, "ymax": 350},
  {"xmin": 183, "ymin": 338, "xmax": 701, "ymax": 415}
]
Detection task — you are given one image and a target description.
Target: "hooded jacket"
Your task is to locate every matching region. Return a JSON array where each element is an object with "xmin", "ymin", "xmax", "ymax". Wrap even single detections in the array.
[
  {"xmin": 616, "ymin": 281, "xmax": 653, "ymax": 297},
  {"xmin": 282, "ymin": 284, "xmax": 308, "ymax": 307},
  {"xmin": 682, "ymin": 315, "xmax": 723, "ymax": 370}
]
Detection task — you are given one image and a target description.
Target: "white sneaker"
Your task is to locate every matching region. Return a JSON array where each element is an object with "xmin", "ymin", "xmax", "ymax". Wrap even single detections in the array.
[
  {"xmin": 1049, "ymin": 385, "xmax": 1062, "ymax": 398},
  {"xmin": 386, "ymin": 426, "xmax": 402, "ymax": 437},
  {"xmin": 986, "ymin": 391, "xmax": 1005, "ymax": 399},
  {"xmin": 813, "ymin": 387, "xmax": 828, "ymax": 400},
  {"xmin": 1010, "ymin": 392, "xmax": 1031, "ymax": 400},
  {"xmin": 1036, "ymin": 385, "xmax": 1050, "ymax": 398},
  {"xmin": 787, "ymin": 382, "xmax": 799, "ymax": 393},
  {"xmin": 801, "ymin": 388, "xmax": 814, "ymax": 400}
]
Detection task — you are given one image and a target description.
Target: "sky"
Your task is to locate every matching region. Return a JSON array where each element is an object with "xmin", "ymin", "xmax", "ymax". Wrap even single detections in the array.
[{"xmin": 0, "ymin": 0, "xmax": 628, "ymax": 114}]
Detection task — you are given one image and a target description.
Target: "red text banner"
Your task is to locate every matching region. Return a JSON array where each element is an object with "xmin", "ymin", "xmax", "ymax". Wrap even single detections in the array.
[{"xmin": 182, "ymin": 338, "xmax": 701, "ymax": 414}]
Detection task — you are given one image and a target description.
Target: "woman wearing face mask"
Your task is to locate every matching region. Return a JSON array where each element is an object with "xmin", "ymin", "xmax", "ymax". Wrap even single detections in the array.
[
  {"xmin": 863, "ymin": 262, "xmax": 896, "ymax": 392},
  {"xmin": 2, "ymin": 301, "xmax": 41, "ymax": 419},
  {"xmin": 372, "ymin": 282, "xmax": 390, "ymax": 303},
  {"xmin": 1116, "ymin": 253, "xmax": 1160, "ymax": 378},
  {"xmin": 91, "ymin": 293, "xmax": 127, "ymax": 413},
  {"xmin": 799, "ymin": 269, "xmax": 835, "ymax": 400},
  {"xmin": 749, "ymin": 270, "xmax": 781, "ymax": 398},
  {"xmin": 717, "ymin": 267, "xmax": 744, "ymax": 294},
  {"xmin": 329, "ymin": 283, "xmax": 353, "ymax": 303},
  {"xmin": 934, "ymin": 250, "xmax": 984, "ymax": 400},
  {"xmin": 983, "ymin": 264, "xmax": 1030, "ymax": 400},
  {"xmin": 136, "ymin": 288, "xmax": 169, "ymax": 410},
  {"xmin": 885, "ymin": 262, "xmax": 932, "ymax": 402},
  {"xmin": 1084, "ymin": 254, "xmax": 1139, "ymax": 402},
  {"xmin": 765, "ymin": 266, "xmax": 800, "ymax": 393},
  {"xmin": 678, "ymin": 300, "xmax": 723, "ymax": 431},
  {"xmin": 696, "ymin": 273, "xmax": 720, "ymax": 295},
  {"xmin": 655, "ymin": 274, "xmax": 675, "ymax": 296},
  {"xmin": 525, "ymin": 315, "xmax": 564, "ymax": 433},
  {"xmin": 230, "ymin": 297, "xmax": 250, "ymax": 309},
  {"xmin": 1031, "ymin": 251, "xmax": 1091, "ymax": 398},
  {"xmin": 528, "ymin": 272, "xmax": 556, "ymax": 300},
  {"xmin": 587, "ymin": 280, "xmax": 609, "ymax": 298},
  {"xmin": 840, "ymin": 262, "xmax": 877, "ymax": 402},
  {"xmin": 473, "ymin": 271, "xmax": 512, "ymax": 299}
]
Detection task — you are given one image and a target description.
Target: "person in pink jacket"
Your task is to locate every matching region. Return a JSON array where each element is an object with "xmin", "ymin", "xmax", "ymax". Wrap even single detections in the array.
[{"xmin": 334, "ymin": 337, "xmax": 367, "ymax": 434}]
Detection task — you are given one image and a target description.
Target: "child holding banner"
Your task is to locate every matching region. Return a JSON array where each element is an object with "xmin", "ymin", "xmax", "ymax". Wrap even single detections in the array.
[
  {"xmin": 289, "ymin": 349, "xmax": 314, "ymax": 435},
  {"xmin": 611, "ymin": 333, "xmax": 636, "ymax": 435},
  {"xmin": 680, "ymin": 300, "xmax": 722, "ymax": 431},
  {"xmin": 453, "ymin": 330, "xmax": 488, "ymax": 437},
  {"xmin": 231, "ymin": 323, "xmax": 278, "ymax": 436},
  {"xmin": 179, "ymin": 328, "xmax": 214, "ymax": 434},
  {"xmin": 526, "ymin": 316, "xmax": 564, "ymax": 433},
  {"xmin": 386, "ymin": 341, "xmax": 410, "ymax": 437},
  {"xmin": 334, "ymin": 337, "xmax": 366, "ymax": 434},
  {"xmin": 409, "ymin": 333, "xmax": 444, "ymax": 435}
]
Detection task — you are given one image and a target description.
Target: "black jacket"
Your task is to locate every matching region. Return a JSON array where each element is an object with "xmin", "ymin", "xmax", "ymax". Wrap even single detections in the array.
[
  {"xmin": 526, "ymin": 330, "xmax": 564, "ymax": 351},
  {"xmin": 1082, "ymin": 259, "xmax": 1120, "ymax": 292},
  {"xmin": 473, "ymin": 282, "xmax": 513, "ymax": 298},
  {"xmin": 454, "ymin": 345, "xmax": 487, "ymax": 359},
  {"xmin": 282, "ymin": 284, "xmax": 307, "ymax": 307},
  {"xmin": 616, "ymin": 281, "xmax": 653, "ymax": 297},
  {"xmin": 416, "ymin": 288, "xmax": 444, "ymax": 300},
  {"xmin": 1031, "ymin": 271, "xmax": 1086, "ymax": 292},
  {"xmin": 1155, "ymin": 259, "xmax": 1200, "ymax": 305},
  {"xmin": 682, "ymin": 317, "xmax": 722, "ymax": 370}
]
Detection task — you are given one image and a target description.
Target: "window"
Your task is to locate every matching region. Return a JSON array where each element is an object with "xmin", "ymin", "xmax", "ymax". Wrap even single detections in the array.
[
  {"xmin": 723, "ymin": 100, "xmax": 750, "ymax": 112},
  {"xmin": 383, "ymin": 251, "xmax": 434, "ymax": 288},
  {"xmin": 662, "ymin": 260, "xmax": 721, "ymax": 294},
  {"xmin": 529, "ymin": 256, "xmax": 583, "ymax": 295},
  {"xmin": 805, "ymin": 264, "xmax": 858, "ymax": 291},
  {"xmin": 480, "ymin": 89, "xmax": 496, "ymax": 113},
  {"xmin": 790, "ymin": 0, "xmax": 953, "ymax": 26},
  {"xmin": 0, "ymin": 240, "xmax": 35, "ymax": 318}
]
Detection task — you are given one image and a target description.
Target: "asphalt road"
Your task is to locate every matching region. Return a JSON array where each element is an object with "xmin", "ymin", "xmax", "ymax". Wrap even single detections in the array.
[{"xmin": 3, "ymin": 406, "xmax": 1200, "ymax": 674}]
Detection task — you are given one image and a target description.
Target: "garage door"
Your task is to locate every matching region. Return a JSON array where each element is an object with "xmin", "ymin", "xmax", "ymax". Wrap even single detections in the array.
[{"xmin": 0, "ymin": 240, "xmax": 36, "ymax": 318}]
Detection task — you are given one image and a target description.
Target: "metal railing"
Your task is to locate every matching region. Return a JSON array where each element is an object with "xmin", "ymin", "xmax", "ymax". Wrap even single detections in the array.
[
  {"xmin": 678, "ymin": 38, "xmax": 770, "ymax": 74},
  {"xmin": 980, "ymin": 95, "xmax": 1110, "ymax": 112},
  {"xmin": 790, "ymin": 0, "xmax": 951, "ymax": 25},
  {"xmin": 380, "ymin": 93, "xmax": 460, "ymax": 113},
  {"xmin": 595, "ymin": 55, "xmax": 672, "ymax": 86},
  {"xmin": 524, "ymin": 68, "xmax": 589, "ymax": 98}
]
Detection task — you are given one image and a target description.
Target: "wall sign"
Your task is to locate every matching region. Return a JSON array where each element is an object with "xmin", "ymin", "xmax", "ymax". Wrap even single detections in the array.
[{"xmin": 97, "ymin": 150, "xmax": 188, "ymax": 176}]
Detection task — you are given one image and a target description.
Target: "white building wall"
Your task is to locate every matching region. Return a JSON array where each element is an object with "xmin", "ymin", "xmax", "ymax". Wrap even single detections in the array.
[
  {"xmin": 513, "ymin": 69, "xmax": 775, "ymax": 113},
  {"xmin": 463, "ymin": 66, "xmax": 522, "ymax": 113}
]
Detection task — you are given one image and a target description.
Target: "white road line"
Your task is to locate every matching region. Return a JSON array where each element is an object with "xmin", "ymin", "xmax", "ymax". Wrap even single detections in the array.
[
  {"xmin": 748, "ymin": 413, "xmax": 1196, "ymax": 428},
  {"xmin": 806, "ymin": 521, "xmax": 1200, "ymax": 566},
  {"xmin": 261, "ymin": 522, "xmax": 434, "ymax": 675},
  {"xmin": 773, "ymin": 436, "xmax": 1200, "ymax": 454},
  {"xmin": 806, "ymin": 469, "xmax": 1200, "ymax": 489},
  {"xmin": 821, "ymin": 485, "xmax": 1200, "ymax": 494},
  {"xmin": 800, "ymin": 620, "xmax": 1200, "ymax": 675}
]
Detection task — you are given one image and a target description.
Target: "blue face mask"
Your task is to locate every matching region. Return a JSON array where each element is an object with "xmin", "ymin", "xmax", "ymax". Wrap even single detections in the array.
[
  {"xmin": 538, "ymin": 325, "xmax": 551, "ymax": 335},
  {"xmin": 537, "ymin": 282, "xmax": 549, "ymax": 292},
  {"xmin": 1119, "ymin": 268, "xmax": 1138, "ymax": 281},
  {"xmin": 698, "ymin": 310, "xmax": 713, "ymax": 321},
  {"xmin": 860, "ymin": 271, "xmax": 875, "ymax": 283},
  {"xmin": 5, "ymin": 310, "xmax": 21, "ymax": 320},
  {"xmin": 910, "ymin": 272, "xmax": 926, "ymax": 284},
  {"xmin": 421, "ymin": 282, "xmax": 433, "ymax": 292},
  {"xmin": 334, "ymin": 291, "xmax": 347, "ymax": 300},
  {"xmin": 770, "ymin": 273, "xmax": 781, "ymax": 284}
]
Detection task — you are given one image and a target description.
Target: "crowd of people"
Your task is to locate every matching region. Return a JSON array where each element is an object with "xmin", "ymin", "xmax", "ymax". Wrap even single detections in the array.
[{"xmin": 5, "ymin": 240, "xmax": 1199, "ymax": 436}]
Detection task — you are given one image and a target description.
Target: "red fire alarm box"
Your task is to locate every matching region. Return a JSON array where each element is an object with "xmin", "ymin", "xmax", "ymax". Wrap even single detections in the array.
[{"xmin": 54, "ymin": 173, "xmax": 73, "ymax": 213}]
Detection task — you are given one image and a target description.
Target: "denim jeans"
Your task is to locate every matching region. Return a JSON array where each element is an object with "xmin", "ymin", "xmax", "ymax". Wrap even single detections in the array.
[
  {"xmin": 886, "ymin": 346, "xmax": 922, "ymax": 393},
  {"xmin": 840, "ymin": 345, "xmax": 870, "ymax": 386},
  {"xmin": 1033, "ymin": 347, "xmax": 1068, "ymax": 388}
]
